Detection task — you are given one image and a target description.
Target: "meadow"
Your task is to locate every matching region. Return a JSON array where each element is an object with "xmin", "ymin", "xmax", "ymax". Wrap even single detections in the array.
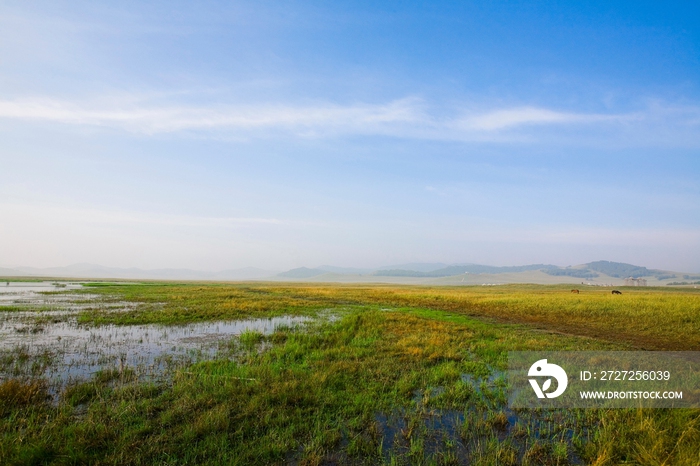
[{"xmin": 1, "ymin": 282, "xmax": 699, "ymax": 465}]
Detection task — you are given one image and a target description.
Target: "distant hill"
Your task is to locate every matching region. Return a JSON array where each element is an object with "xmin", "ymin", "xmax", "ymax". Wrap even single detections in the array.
[
  {"xmin": 375, "ymin": 264, "xmax": 553, "ymax": 277},
  {"xmin": 376, "ymin": 263, "xmax": 448, "ymax": 273},
  {"xmin": 210, "ymin": 267, "xmax": 279, "ymax": 280},
  {"xmin": 276, "ymin": 267, "xmax": 327, "ymax": 278},
  {"xmin": 317, "ymin": 265, "xmax": 374, "ymax": 274},
  {"xmin": 3, "ymin": 260, "xmax": 690, "ymax": 284},
  {"xmin": 586, "ymin": 261, "xmax": 656, "ymax": 278},
  {"xmin": 372, "ymin": 261, "xmax": 679, "ymax": 281},
  {"xmin": 0, "ymin": 267, "xmax": 23, "ymax": 276},
  {"xmin": 542, "ymin": 267, "xmax": 598, "ymax": 278}
]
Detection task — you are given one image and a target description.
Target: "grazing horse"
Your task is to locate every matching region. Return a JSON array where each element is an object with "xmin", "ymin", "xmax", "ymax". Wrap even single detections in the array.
[
  {"xmin": 612, "ymin": 290, "xmax": 622, "ymax": 295},
  {"xmin": 571, "ymin": 289, "xmax": 580, "ymax": 294}
]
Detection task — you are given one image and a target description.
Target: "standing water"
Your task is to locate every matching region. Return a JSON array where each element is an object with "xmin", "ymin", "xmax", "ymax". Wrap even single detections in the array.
[{"xmin": 0, "ymin": 282, "xmax": 313, "ymax": 390}]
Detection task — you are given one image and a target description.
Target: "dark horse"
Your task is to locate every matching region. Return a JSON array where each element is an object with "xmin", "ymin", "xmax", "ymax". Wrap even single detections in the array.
[
  {"xmin": 571, "ymin": 289, "xmax": 580, "ymax": 294},
  {"xmin": 611, "ymin": 290, "xmax": 622, "ymax": 295}
]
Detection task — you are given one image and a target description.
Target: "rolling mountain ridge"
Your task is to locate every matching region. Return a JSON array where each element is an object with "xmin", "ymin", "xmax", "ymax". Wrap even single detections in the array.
[{"xmin": 1, "ymin": 261, "xmax": 695, "ymax": 284}]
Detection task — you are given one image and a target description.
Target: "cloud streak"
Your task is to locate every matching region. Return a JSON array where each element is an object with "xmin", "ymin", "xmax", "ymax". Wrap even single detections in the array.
[
  {"xmin": 461, "ymin": 106, "xmax": 626, "ymax": 130},
  {"xmin": 0, "ymin": 97, "xmax": 424, "ymax": 135},
  {"xmin": 0, "ymin": 95, "xmax": 698, "ymax": 145}
]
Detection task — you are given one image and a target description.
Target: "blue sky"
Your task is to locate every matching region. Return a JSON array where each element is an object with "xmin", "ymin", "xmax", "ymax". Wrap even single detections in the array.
[{"xmin": 1, "ymin": 0, "xmax": 699, "ymax": 272}]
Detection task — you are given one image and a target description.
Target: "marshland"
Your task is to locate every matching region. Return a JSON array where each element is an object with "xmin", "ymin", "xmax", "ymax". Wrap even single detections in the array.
[{"xmin": 1, "ymin": 281, "xmax": 699, "ymax": 465}]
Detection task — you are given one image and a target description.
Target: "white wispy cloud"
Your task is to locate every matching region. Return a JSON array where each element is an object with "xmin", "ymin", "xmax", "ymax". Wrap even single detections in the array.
[
  {"xmin": 0, "ymin": 97, "xmax": 425, "ymax": 135},
  {"xmin": 460, "ymin": 106, "xmax": 627, "ymax": 130},
  {"xmin": 0, "ymin": 95, "xmax": 698, "ymax": 145}
]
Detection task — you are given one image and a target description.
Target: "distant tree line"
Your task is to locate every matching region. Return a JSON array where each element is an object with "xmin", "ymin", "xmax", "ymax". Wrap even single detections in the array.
[
  {"xmin": 542, "ymin": 268, "xmax": 599, "ymax": 278},
  {"xmin": 585, "ymin": 261, "xmax": 654, "ymax": 278},
  {"xmin": 374, "ymin": 264, "xmax": 550, "ymax": 278},
  {"xmin": 371, "ymin": 261, "xmax": 683, "ymax": 280}
]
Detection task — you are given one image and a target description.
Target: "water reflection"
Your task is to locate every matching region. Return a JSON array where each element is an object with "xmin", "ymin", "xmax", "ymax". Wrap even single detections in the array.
[{"xmin": 0, "ymin": 284, "xmax": 312, "ymax": 389}]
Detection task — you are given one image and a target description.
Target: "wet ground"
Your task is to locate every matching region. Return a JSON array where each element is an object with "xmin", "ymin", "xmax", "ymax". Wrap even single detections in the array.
[
  {"xmin": 0, "ymin": 282, "xmax": 312, "ymax": 390},
  {"xmin": 0, "ymin": 283, "xmax": 597, "ymax": 463}
]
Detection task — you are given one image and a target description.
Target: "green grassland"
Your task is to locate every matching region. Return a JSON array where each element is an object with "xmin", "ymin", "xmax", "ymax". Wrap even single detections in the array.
[
  {"xmin": 2, "ymin": 283, "xmax": 700, "ymax": 465},
  {"xmin": 76, "ymin": 283, "xmax": 700, "ymax": 350}
]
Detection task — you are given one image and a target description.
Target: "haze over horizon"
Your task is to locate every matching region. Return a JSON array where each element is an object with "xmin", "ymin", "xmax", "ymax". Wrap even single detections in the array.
[
  {"xmin": 1, "ymin": 1, "xmax": 699, "ymax": 273},
  {"xmin": 1, "ymin": 259, "xmax": 697, "ymax": 276}
]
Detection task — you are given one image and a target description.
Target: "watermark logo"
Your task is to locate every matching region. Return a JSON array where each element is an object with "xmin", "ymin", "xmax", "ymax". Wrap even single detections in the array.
[{"xmin": 528, "ymin": 359, "xmax": 568, "ymax": 398}]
